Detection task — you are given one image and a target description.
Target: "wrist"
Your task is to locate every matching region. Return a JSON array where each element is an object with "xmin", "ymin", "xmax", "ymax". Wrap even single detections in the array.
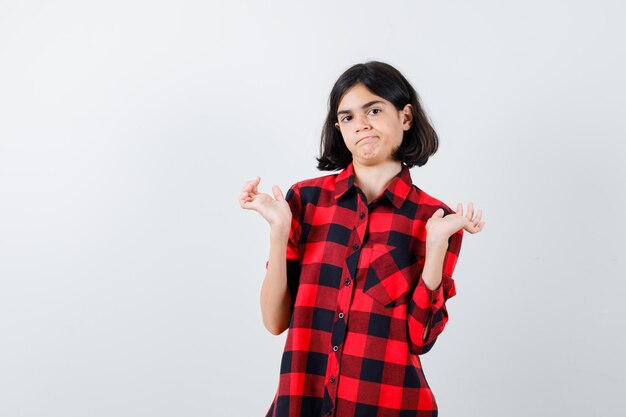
[
  {"xmin": 270, "ymin": 222, "xmax": 290, "ymax": 238},
  {"xmin": 426, "ymin": 237, "xmax": 448, "ymax": 253}
]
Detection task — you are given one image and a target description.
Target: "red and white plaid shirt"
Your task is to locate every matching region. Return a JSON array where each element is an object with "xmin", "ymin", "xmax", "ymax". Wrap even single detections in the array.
[{"xmin": 264, "ymin": 161, "xmax": 463, "ymax": 417}]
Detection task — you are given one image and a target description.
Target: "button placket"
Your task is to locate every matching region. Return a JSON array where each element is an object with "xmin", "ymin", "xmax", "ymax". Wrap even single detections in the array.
[{"xmin": 326, "ymin": 189, "xmax": 369, "ymax": 414}]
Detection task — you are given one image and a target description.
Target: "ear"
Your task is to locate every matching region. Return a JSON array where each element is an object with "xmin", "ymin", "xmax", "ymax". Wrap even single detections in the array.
[
  {"xmin": 402, "ymin": 104, "xmax": 413, "ymax": 130},
  {"xmin": 334, "ymin": 122, "xmax": 340, "ymax": 130}
]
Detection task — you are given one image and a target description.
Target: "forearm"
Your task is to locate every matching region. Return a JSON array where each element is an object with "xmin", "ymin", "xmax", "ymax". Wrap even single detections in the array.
[
  {"xmin": 421, "ymin": 239, "xmax": 449, "ymax": 291},
  {"xmin": 407, "ymin": 232, "xmax": 461, "ymax": 355},
  {"xmin": 260, "ymin": 225, "xmax": 292, "ymax": 335}
]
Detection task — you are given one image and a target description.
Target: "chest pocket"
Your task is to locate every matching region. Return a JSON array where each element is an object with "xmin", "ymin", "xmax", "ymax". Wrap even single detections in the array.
[{"xmin": 363, "ymin": 243, "xmax": 423, "ymax": 307}]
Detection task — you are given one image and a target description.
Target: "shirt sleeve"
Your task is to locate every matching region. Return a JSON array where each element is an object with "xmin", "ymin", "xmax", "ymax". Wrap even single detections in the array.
[
  {"xmin": 264, "ymin": 183, "xmax": 303, "ymax": 312},
  {"xmin": 407, "ymin": 224, "xmax": 463, "ymax": 355}
]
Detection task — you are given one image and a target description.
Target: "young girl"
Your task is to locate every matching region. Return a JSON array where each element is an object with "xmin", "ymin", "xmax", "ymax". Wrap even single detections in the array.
[{"xmin": 239, "ymin": 61, "xmax": 485, "ymax": 417}]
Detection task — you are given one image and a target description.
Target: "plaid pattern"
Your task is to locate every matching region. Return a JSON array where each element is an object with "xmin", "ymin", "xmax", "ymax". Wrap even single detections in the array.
[{"xmin": 264, "ymin": 161, "xmax": 463, "ymax": 417}]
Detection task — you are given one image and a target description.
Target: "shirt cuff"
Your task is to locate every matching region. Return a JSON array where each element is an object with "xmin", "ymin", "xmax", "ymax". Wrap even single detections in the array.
[{"xmin": 413, "ymin": 273, "xmax": 446, "ymax": 312}]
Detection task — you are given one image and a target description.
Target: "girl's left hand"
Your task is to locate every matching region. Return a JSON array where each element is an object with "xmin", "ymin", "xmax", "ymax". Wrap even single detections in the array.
[{"xmin": 425, "ymin": 202, "xmax": 485, "ymax": 244}]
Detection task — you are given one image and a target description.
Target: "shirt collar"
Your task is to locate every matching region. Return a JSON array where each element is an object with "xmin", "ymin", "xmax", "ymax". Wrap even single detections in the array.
[{"xmin": 334, "ymin": 161, "xmax": 413, "ymax": 209}]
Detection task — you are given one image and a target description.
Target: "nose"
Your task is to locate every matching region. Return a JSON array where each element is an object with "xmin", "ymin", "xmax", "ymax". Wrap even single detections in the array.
[{"xmin": 353, "ymin": 113, "xmax": 371, "ymax": 133}]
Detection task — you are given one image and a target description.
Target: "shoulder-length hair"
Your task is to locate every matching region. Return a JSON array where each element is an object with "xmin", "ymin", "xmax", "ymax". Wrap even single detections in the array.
[{"xmin": 316, "ymin": 61, "xmax": 439, "ymax": 171}]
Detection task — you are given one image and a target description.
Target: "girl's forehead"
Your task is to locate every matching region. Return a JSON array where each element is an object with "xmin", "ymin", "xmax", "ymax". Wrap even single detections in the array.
[{"xmin": 339, "ymin": 84, "xmax": 387, "ymax": 108}]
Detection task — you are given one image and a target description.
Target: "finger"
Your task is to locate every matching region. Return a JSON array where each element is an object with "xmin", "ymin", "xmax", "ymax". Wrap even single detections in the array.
[
  {"xmin": 242, "ymin": 178, "xmax": 256, "ymax": 194},
  {"xmin": 473, "ymin": 208, "xmax": 483, "ymax": 227},
  {"xmin": 240, "ymin": 189, "xmax": 254, "ymax": 199},
  {"xmin": 456, "ymin": 203, "xmax": 463, "ymax": 216},
  {"xmin": 466, "ymin": 202, "xmax": 474, "ymax": 221},
  {"xmin": 272, "ymin": 185, "xmax": 285, "ymax": 201},
  {"xmin": 469, "ymin": 221, "xmax": 485, "ymax": 232},
  {"xmin": 432, "ymin": 208, "xmax": 445, "ymax": 218},
  {"xmin": 252, "ymin": 176, "xmax": 260, "ymax": 194},
  {"xmin": 239, "ymin": 193, "xmax": 251, "ymax": 206},
  {"xmin": 241, "ymin": 192, "xmax": 260, "ymax": 208},
  {"xmin": 243, "ymin": 176, "xmax": 260, "ymax": 193}
]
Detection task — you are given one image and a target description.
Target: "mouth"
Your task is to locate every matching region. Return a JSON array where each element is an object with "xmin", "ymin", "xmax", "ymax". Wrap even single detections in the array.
[{"xmin": 356, "ymin": 135, "xmax": 376, "ymax": 144}]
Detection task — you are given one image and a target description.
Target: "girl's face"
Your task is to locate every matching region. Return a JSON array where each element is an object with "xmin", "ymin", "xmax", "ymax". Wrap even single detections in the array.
[{"xmin": 334, "ymin": 83, "xmax": 413, "ymax": 166}]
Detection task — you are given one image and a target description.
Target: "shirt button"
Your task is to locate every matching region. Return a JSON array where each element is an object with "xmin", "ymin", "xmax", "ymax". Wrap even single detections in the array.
[
  {"xmin": 359, "ymin": 212, "xmax": 365, "ymax": 219},
  {"xmin": 353, "ymin": 243, "xmax": 359, "ymax": 250},
  {"xmin": 326, "ymin": 411, "xmax": 331, "ymax": 416},
  {"xmin": 330, "ymin": 376, "xmax": 335, "ymax": 383},
  {"xmin": 338, "ymin": 312, "xmax": 344, "ymax": 319},
  {"xmin": 333, "ymin": 345, "xmax": 339, "ymax": 352},
  {"xmin": 432, "ymin": 298, "xmax": 438, "ymax": 304},
  {"xmin": 344, "ymin": 279, "xmax": 351, "ymax": 286}
]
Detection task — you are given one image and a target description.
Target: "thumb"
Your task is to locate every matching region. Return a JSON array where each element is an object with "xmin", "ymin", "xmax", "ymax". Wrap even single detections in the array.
[
  {"xmin": 431, "ymin": 208, "xmax": 445, "ymax": 218},
  {"xmin": 272, "ymin": 185, "xmax": 285, "ymax": 201}
]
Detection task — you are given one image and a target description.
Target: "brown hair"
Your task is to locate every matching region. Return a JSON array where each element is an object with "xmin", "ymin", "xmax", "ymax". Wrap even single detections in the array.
[{"xmin": 317, "ymin": 61, "xmax": 439, "ymax": 171}]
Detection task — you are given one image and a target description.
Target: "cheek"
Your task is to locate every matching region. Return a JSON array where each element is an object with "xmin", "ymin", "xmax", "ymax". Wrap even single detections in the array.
[{"xmin": 342, "ymin": 137, "xmax": 352, "ymax": 150}]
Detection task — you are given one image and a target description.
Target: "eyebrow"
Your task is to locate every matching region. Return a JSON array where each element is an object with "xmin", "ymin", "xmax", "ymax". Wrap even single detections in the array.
[{"xmin": 337, "ymin": 100, "xmax": 385, "ymax": 117}]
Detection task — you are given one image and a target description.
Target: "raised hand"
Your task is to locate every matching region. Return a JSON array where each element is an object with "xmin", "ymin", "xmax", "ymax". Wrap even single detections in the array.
[
  {"xmin": 239, "ymin": 176, "xmax": 292, "ymax": 230},
  {"xmin": 425, "ymin": 202, "xmax": 485, "ymax": 244}
]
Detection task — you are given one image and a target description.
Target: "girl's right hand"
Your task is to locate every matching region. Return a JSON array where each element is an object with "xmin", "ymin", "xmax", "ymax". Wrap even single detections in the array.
[{"xmin": 239, "ymin": 176, "xmax": 292, "ymax": 230}]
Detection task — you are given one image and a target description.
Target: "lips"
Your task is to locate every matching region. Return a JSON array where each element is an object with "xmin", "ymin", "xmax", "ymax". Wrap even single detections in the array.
[{"xmin": 356, "ymin": 135, "xmax": 376, "ymax": 144}]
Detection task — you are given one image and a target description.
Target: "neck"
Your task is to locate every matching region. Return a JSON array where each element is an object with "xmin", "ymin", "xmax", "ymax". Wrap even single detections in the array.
[{"xmin": 352, "ymin": 160, "xmax": 402, "ymax": 204}]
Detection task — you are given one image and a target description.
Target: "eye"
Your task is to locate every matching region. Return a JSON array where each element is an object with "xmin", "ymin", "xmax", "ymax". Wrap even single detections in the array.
[{"xmin": 340, "ymin": 108, "xmax": 380, "ymax": 123}]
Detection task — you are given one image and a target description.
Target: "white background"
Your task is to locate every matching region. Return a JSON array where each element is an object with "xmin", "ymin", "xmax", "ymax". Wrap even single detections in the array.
[{"xmin": 1, "ymin": 1, "xmax": 624, "ymax": 416}]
